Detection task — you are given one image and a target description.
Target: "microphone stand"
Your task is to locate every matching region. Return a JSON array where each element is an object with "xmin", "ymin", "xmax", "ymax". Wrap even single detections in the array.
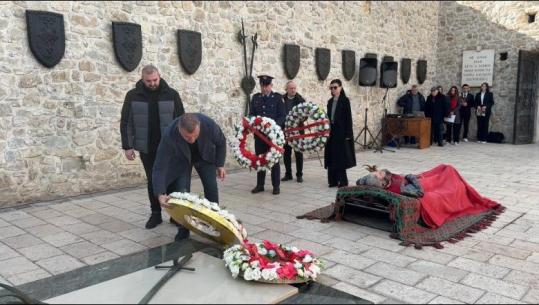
[{"xmin": 373, "ymin": 87, "xmax": 395, "ymax": 153}]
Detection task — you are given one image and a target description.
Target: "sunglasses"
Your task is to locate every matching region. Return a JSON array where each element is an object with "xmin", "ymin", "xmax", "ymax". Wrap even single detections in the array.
[{"xmin": 330, "ymin": 86, "xmax": 339, "ymax": 90}]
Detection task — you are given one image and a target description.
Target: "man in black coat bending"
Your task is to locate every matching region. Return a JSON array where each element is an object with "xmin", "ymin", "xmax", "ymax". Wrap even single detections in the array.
[
  {"xmin": 249, "ymin": 75, "xmax": 285, "ymax": 195},
  {"xmin": 281, "ymin": 80, "xmax": 306, "ymax": 183},
  {"xmin": 153, "ymin": 113, "xmax": 227, "ymax": 241},
  {"xmin": 120, "ymin": 65, "xmax": 184, "ymax": 230}
]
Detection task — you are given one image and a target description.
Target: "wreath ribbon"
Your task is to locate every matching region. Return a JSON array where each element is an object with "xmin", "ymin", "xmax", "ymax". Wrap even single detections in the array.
[
  {"xmin": 242, "ymin": 117, "xmax": 284, "ymax": 153},
  {"xmin": 284, "ymin": 119, "xmax": 329, "ymax": 134}
]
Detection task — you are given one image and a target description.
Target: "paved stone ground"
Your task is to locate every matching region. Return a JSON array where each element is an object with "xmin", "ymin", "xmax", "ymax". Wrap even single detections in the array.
[{"xmin": 1, "ymin": 142, "xmax": 538, "ymax": 304}]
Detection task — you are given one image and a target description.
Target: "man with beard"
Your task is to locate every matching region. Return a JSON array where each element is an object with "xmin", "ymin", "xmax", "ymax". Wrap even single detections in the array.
[{"xmin": 120, "ymin": 65, "xmax": 185, "ymax": 229}]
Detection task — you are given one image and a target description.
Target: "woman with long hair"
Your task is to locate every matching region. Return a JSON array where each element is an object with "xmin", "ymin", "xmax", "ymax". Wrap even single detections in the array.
[
  {"xmin": 474, "ymin": 82, "xmax": 494, "ymax": 143},
  {"xmin": 324, "ymin": 79, "xmax": 356, "ymax": 187},
  {"xmin": 445, "ymin": 86, "xmax": 462, "ymax": 145}
]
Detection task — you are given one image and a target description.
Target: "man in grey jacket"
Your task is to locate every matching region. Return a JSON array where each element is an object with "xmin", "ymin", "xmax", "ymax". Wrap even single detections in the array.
[
  {"xmin": 153, "ymin": 113, "xmax": 227, "ymax": 241},
  {"xmin": 120, "ymin": 65, "xmax": 185, "ymax": 229}
]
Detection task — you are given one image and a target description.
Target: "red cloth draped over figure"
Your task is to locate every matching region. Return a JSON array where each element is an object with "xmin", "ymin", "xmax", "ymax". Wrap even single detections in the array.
[{"xmin": 389, "ymin": 164, "xmax": 500, "ymax": 229}]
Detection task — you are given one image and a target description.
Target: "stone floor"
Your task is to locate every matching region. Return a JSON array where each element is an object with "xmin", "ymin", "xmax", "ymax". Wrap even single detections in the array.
[{"xmin": 1, "ymin": 142, "xmax": 539, "ymax": 304}]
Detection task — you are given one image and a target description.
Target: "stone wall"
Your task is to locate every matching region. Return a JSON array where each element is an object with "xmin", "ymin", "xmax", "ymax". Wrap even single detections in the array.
[
  {"xmin": 436, "ymin": 1, "xmax": 539, "ymax": 143},
  {"xmin": 0, "ymin": 1, "xmax": 440, "ymax": 207}
]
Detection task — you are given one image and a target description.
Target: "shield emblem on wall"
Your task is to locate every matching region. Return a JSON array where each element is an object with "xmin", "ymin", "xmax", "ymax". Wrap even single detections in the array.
[
  {"xmin": 283, "ymin": 44, "xmax": 300, "ymax": 79},
  {"xmin": 112, "ymin": 22, "xmax": 142, "ymax": 72},
  {"xmin": 26, "ymin": 10, "xmax": 65, "ymax": 68},
  {"xmin": 316, "ymin": 48, "xmax": 331, "ymax": 80},
  {"xmin": 401, "ymin": 58, "xmax": 411, "ymax": 84},
  {"xmin": 417, "ymin": 60, "xmax": 427, "ymax": 84},
  {"xmin": 177, "ymin": 30, "xmax": 202, "ymax": 75},
  {"xmin": 342, "ymin": 50, "xmax": 356, "ymax": 81}
]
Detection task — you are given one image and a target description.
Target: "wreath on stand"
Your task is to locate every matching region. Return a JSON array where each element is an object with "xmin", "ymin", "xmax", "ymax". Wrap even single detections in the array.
[
  {"xmin": 231, "ymin": 116, "xmax": 285, "ymax": 172},
  {"xmin": 224, "ymin": 240, "xmax": 323, "ymax": 284},
  {"xmin": 284, "ymin": 102, "xmax": 330, "ymax": 153}
]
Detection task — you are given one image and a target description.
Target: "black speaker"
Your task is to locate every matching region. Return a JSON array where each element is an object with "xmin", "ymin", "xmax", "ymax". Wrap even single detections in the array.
[
  {"xmin": 359, "ymin": 57, "xmax": 377, "ymax": 86},
  {"xmin": 381, "ymin": 61, "xmax": 398, "ymax": 88}
]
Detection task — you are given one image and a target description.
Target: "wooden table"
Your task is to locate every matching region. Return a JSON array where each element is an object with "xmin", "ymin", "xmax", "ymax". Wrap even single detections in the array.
[{"xmin": 384, "ymin": 116, "xmax": 431, "ymax": 149}]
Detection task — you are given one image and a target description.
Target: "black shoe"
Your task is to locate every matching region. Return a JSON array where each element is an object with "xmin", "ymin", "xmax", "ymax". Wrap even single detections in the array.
[
  {"xmin": 174, "ymin": 227, "xmax": 190, "ymax": 242},
  {"xmin": 170, "ymin": 218, "xmax": 178, "ymax": 226},
  {"xmin": 251, "ymin": 186, "xmax": 264, "ymax": 194},
  {"xmin": 296, "ymin": 177, "xmax": 303, "ymax": 183},
  {"xmin": 145, "ymin": 214, "xmax": 163, "ymax": 229},
  {"xmin": 438, "ymin": 142, "xmax": 444, "ymax": 147},
  {"xmin": 281, "ymin": 175, "xmax": 293, "ymax": 182},
  {"xmin": 272, "ymin": 188, "xmax": 280, "ymax": 195},
  {"xmin": 329, "ymin": 184, "xmax": 338, "ymax": 188}
]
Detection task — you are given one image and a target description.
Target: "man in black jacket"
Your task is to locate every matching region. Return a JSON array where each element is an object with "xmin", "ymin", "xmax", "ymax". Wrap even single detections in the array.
[
  {"xmin": 153, "ymin": 113, "xmax": 227, "ymax": 241},
  {"xmin": 120, "ymin": 65, "xmax": 185, "ymax": 230},
  {"xmin": 281, "ymin": 81, "xmax": 306, "ymax": 183},
  {"xmin": 396, "ymin": 84, "xmax": 426, "ymax": 144}
]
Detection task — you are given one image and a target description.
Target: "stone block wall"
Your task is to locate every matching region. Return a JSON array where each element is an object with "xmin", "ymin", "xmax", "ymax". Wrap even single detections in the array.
[
  {"xmin": 436, "ymin": 1, "xmax": 539, "ymax": 143},
  {"xmin": 0, "ymin": 1, "xmax": 439, "ymax": 207}
]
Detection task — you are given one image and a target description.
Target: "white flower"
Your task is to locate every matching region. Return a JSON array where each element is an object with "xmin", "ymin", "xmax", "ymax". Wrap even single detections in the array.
[
  {"xmin": 302, "ymin": 255, "xmax": 313, "ymax": 263},
  {"xmin": 261, "ymin": 268, "xmax": 279, "ymax": 281},
  {"xmin": 230, "ymin": 264, "xmax": 240, "ymax": 278}
]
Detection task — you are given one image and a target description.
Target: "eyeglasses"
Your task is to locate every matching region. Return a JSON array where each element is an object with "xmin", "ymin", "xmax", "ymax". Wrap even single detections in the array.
[{"xmin": 330, "ymin": 86, "xmax": 339, "ymax": 90}]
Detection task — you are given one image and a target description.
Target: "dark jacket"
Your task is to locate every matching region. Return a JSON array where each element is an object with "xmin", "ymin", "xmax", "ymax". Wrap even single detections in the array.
[
  {"xmin": 474, "ymin": 91, "xmax": 494, "ymax": 118},
  {"xmin": 324, "ymin": 94, "xmax": 356, "ymax": 170},
  {"xmin": 249, "ymin": 91, "xmax": 285, "ymax": 127},
  {"xmin": 120, "ymin": 79, "xmax": 184, "ymax": 153},
  {"xmin": 152, "ymin": 113, "xmax": 226, "ymax": 196},
  {"xmin": 283, "ymin": 93, "xmax": 306, "ymax": 115},
  {"xmin": 397, "ymin": 91, "xmax": 426, "ymax": 114},
  {"xmin": 460, "ymin": 91, "xmax": 475, "ymax": 118},
  {"xmin": 446, "ymin": 94, "xmax": 462, "ymax": 124},
  {"xmin": 424, "ymin": 94, "xmax": 449, "ymax": 124}
]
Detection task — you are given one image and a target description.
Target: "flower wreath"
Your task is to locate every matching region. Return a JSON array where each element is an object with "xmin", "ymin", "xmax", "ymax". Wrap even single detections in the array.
[
  {"xmin": 284, "ymin": 102, "xmax": 330, "ymax": 153},
  {"xmin": 169, "ymin": 192, "xmax": 248, "ymax": 241},
  {"xmin": 231, "ymin": 116, "xmax": 285, "ymax": 172},
  {"xmin": 224, "ymin": 240, "xmax": 323, "ymax": 284}
]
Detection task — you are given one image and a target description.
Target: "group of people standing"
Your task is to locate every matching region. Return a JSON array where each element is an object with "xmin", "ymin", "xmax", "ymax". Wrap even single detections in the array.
[
  {"xmin": 120, "ymin": 65, "xmax": 357, "ymax": 241},
  {"xmin": 397, "ymin": 82, "xmax": 495, "ymax": 146}
]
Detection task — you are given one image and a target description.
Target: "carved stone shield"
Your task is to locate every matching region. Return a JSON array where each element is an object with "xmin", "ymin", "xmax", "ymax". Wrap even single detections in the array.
[
  {"xmin": 315, "ymin": 48, "xmax": 331, "ymax": 80},
  {"xmin": 401, "ymin": 58, "xmax": 411, "ymax": 84},
  {"xmin": 342, "ymin": 50, "xmax": 356, "ymax": 81},
  {"xmin": 283, "ymin": 44, "xmax": 300, "ymax": 79},
  {"xmin": 417, "ymin": 60, "xmax": 427, "ymax": 84},
  {"xmin": 25, "ymin": 10, "xmax": 65, "ymax": 68},
  {"xmin": 177, "ymin": 30, "xmax": 202, "ymax": 75},
  {"xmin": 112, "ymin": 22, "xmax": 142, "ymax": 72}
]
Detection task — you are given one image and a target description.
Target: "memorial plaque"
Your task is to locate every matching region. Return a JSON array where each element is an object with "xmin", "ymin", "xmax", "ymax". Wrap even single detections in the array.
[
  {"xmin": 342, "ymin": 50, "xmax": 356, "ymax": 81},
  {"xmin": 283, "ymin": 44, "xmax": 300, "ymax": 79},
  {"xmin": 461, "ymin": 49, "xmax": 495, "ymax": 86},
  {"xmin": 26, "ymin": 10, "xmax": 65, "ymax": 68},
  {"xmin": 315, "ymin": 48, "xmax": 331, "ymax": 80},
  {"xmin": 112, "ymin": 22, "xmax": 142, "ymax": 72},
  {"xmin": 177, "ymin": 30, "xmax": 202, "ymax": 75}
]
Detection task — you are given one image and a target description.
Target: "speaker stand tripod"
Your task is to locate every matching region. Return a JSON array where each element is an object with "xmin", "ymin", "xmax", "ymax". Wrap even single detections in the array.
[
  {"xmin": 372, "ymin": 88, "xmax": 396, "ymax": 153},
  {"xmin": 355, "ymin": 108, "xmax": 376, "ymax": 149}
]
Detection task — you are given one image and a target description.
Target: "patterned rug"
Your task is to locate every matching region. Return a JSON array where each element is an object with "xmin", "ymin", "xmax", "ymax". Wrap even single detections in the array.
[{"xmin": 297, "ymin": 185, "xmax": 505, "ymax": 249}]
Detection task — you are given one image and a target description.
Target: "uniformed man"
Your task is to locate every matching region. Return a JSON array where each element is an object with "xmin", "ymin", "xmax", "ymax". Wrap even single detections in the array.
[{"xmin": 249, "ymin": 75, "xmax": 285, "ymax": 195}]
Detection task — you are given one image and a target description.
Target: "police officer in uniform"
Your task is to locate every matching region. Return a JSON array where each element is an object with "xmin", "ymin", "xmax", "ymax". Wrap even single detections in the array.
[{"xmin": 249, "ymin": 75, "xmax": 285, "ymax": 195}]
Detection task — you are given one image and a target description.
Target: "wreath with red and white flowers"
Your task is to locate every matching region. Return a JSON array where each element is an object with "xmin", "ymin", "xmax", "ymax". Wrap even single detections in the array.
[
  {"xmin": 231, "ymin": 116, "xmax": 285, "ymax": 172},
  {"xmin": 223, "ymin": 240, "xmax": 323, "ymax": 284},
  {"xmin": 284, "ymin": 102, "xmax": 330, "ymax": 153}
]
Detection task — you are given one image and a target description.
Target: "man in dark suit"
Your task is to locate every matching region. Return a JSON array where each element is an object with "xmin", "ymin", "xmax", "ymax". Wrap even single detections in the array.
[
  {"xmin": 153, "ymin": 113, "xmax": 227, "ymax": 241},
  {"xmin": 249, "ymin": 75, "xmax": 285, "ymax": 195},
  {"xmin": 281, "ymin": 80, "xmax": 306, "ymax": 183},
  {"xmin": 460, "ymin": 84, "xmax": 475, "ymax": 142}
]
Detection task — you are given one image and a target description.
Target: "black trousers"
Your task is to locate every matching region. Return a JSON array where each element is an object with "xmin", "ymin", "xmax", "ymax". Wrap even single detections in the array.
[
  {"xmin": 139, "ymin": 152, "xmax": 162, "ymax": 214},
  {"xmin": 477, "ymin": 116, "xmax": 490, "ymax": 141},
  {"xmin": 431, "ymin": 122, "xmax": 444, "ymax": 145},
  {"xmin": 283, "ymin": 143, "xmax": 303, "ymax": 178},
  {"xmin": 174, "ymin": 160, "xmax": 219, "ymax": 203},
  {"xmin": 445, "ymin": 123, "xmax": 462, "ymax": 143},
  {"xmin": 327, "ymin": 168, "xmax": 348, "ymax": 187},
  {"xmin": 255, "ymin": 139, "xmax": 280, "ymax": 188},
  {"xmin": 461, "ymin": 113, "xmax": 471, "ymax": 139}
]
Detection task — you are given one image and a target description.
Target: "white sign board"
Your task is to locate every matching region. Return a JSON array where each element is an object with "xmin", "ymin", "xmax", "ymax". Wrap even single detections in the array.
[{"xmin": 461, "ymin": 49, "xmax": 495, "ymax": 87}]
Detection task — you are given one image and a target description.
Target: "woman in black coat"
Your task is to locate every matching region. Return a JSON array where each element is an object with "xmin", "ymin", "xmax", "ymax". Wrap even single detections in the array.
[
  {"xmin": 474, "ymin": 82, "xmax": 494, "ymax": 143},
  {"xmin": 424, "ymin": 87, "xmax": 449, "ymax": 147},
  {"xmin": 324, "ymin": 79, "xmax": 356, "ymax": 187}
]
